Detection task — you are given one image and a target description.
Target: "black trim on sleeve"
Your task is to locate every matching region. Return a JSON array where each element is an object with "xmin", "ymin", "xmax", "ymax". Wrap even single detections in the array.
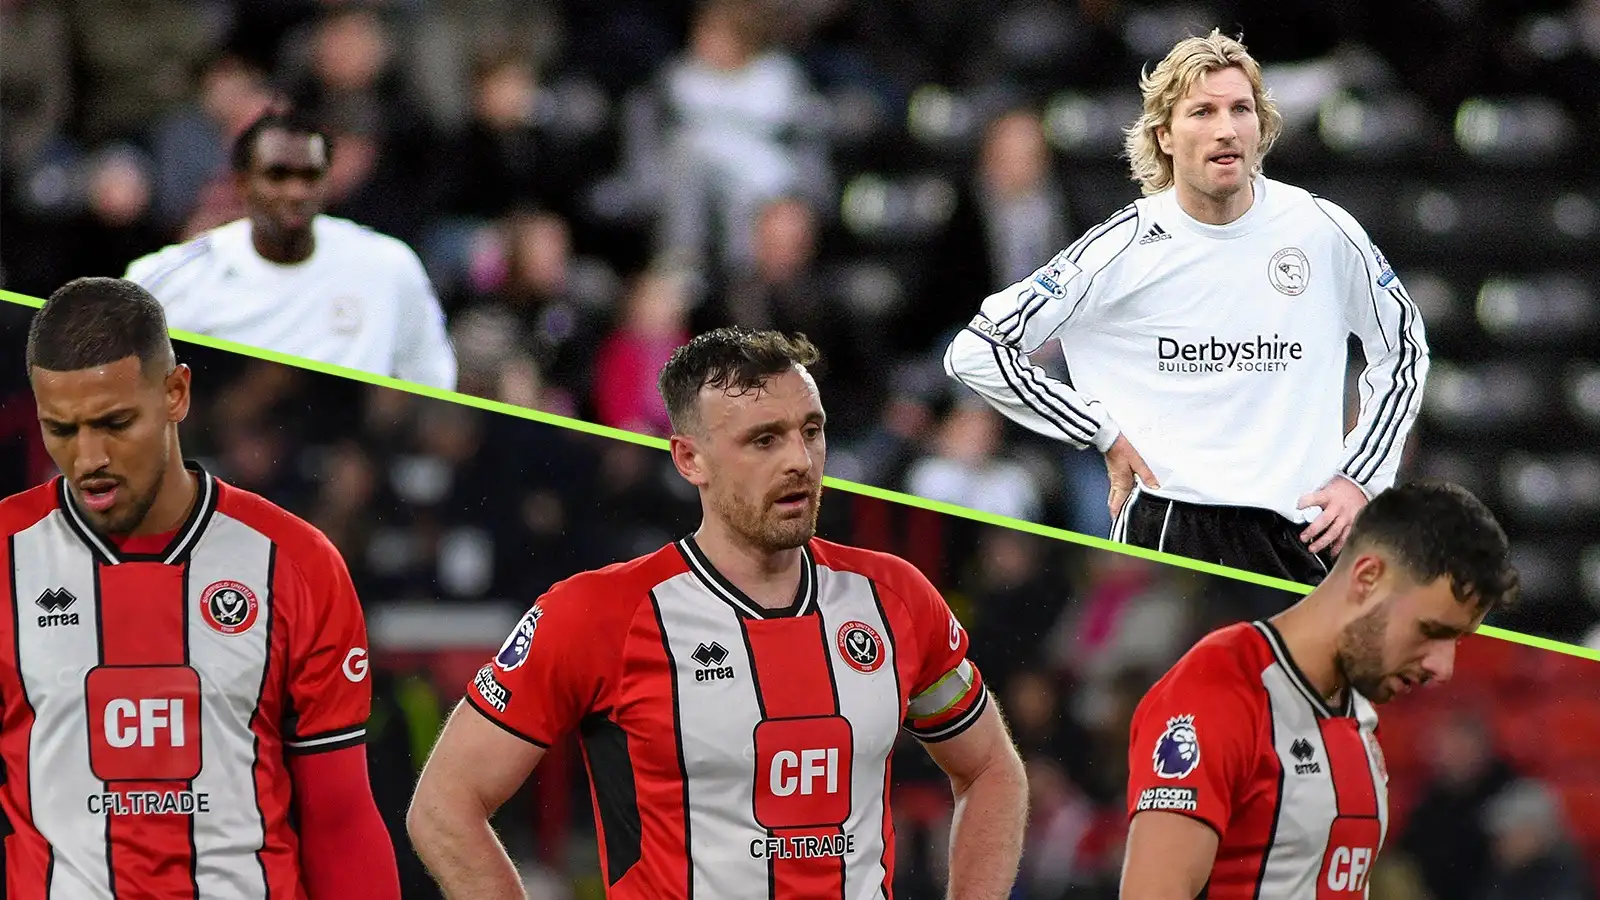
[
  {"xmin": 282, "ymin": 725, "xmax": 369, "ymax": 755},
  {"xmin": 462, "ymin": 693, "xmax": 552, "ymax": 749},
  {"xmin": 906, "ymin": 687, "xmax": 990, "ymax": 744}
]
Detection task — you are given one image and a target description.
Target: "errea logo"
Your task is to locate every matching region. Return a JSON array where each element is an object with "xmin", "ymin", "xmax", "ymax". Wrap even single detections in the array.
[
  {"xmin": 692, "ymin": 641, "xmax": 735, "ymax": 682},
  {"xmin": 36, "ymin": 588, "xmax": 80, "ymax": 628}
]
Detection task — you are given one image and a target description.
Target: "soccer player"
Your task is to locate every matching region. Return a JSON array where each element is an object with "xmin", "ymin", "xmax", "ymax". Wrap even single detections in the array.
[
  {"xmin": 1121, "ymin": 479, "xmax": 1517, "ymax": 898},
  {"xmin": 124, "ymin": 111, "xmax": 458, "ymax": 391},
  {"xmin": 407, "ymin": 328, "xmax": 1029, "ymax": 899},
  {"xmin": 0, "ymin": 278, "xmax": 401, "ymax": 898},
  {"xmin": 943, "ymin": 30, "xmax": 1429, "ymax": 586}
]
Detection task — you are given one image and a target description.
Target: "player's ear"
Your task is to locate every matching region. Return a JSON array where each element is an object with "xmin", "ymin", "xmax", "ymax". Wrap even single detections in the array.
[
  {"xmin": 669, "ymin": 433, "xmax": 709, "ymax": 488},
  {"xmin": 1155, "ymin": 123, "xmax": 1173, "ymax": 156},
  {"xmin": 1349, "ymin": 552, "xmax": 1385, "ymax": 606},
  {"xmin": 164, "ymin": 364, "xmax": 193, "ymax": 424}
]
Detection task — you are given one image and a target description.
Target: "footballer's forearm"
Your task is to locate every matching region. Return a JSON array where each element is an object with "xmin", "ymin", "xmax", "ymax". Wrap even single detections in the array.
[
  {"xmin": 944, "ymin": 747, "xmax": 1029, "ymax": 900},
  {"xmin": 407, "ymin": 789, "xmax": 527, "ymax": 900}
]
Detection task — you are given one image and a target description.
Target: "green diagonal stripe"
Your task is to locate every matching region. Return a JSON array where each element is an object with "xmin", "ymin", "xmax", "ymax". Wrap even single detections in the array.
[{"xmin": 4, "ymin": 289, "xmax": 1595, "ymax": 663}]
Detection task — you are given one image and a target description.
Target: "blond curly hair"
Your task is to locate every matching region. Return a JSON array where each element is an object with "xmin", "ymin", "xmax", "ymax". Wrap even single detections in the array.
[{"xmin": 1123, "ymin": 30, "xmax": 1284, "ymax": 196}]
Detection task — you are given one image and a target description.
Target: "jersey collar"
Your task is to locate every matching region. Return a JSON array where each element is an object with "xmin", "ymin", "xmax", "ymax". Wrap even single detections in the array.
[
  {"xmin": 56, "ymin": 460, "xmax": 220, "ymax": 567},
  {"xmin": 1251, "ymin": 619, "xmax": 1355, "ymax": 719},
  {"xmin": 676, "ymin": 535, "xmax": 819, "ymax": 620}
]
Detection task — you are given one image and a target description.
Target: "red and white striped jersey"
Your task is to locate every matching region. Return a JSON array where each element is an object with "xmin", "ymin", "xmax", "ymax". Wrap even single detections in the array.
[
  {"xmin": 0, "ymin": 464, "xmax": 373, "ymax": 899},
  {"xmin": 1127, "ymin": 621, "xmax": 1390, "ymax": 898},
  {"xmin": 467, "ymin": 536, "xmax": 987, "ymax": 900}
]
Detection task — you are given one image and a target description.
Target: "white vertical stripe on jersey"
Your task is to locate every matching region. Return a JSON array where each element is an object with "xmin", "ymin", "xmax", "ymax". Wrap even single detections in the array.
[
  {"xmin": 652, "ymin": 572, "xmax": 770, "ymax": 900},
  {"xmin": 1353, "ymin": 695, "xmax": 1390, "ymax": 849},
  {"xmin": 185, "ymin": 513, "xmax": 274, "ymax": 900},
  {"xmin": 14, "ymin": 513, "xmax": 114, "ymax": 899},
  {"xmin": 1257, "ymin": 665, "xmax": 1338, "ymax": 898},
  {"xmin": 813, "ymin": 567, "xmax": 901, "ymax": 900}
]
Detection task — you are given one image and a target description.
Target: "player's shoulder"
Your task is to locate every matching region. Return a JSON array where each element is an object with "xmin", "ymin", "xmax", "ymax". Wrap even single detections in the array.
[
  {"xmin": 0, "ymin": 480, "xmax": 62, "ymax": 537},
  {"xmin": 810, "ymin": 537, "xmax": 928, "ymax": 589},
  {"xmin": 316, "ymin": 215, "xmax": 422, "ymax": 263},
  {"xmin": 125, "ymin": 221, "xmax": 240, "ymax": 288},
  {"xmin": 1272, "ymin": 179, "xmax": 1369, "ymax": 238},
  {"xmin": 1068, "ymin": 200, "xmax": 1144, "ymax": 264},
  {"xmin": 537, "ymin": 541, "xmax": 689, "ymax": 622},
  {"xmin": 211, "ymin": 476, "xmax": 343, "ymax": 571},
  {"xmin": 1154, "ymin": 621, "xmax": 1274, "ymax": 697}
]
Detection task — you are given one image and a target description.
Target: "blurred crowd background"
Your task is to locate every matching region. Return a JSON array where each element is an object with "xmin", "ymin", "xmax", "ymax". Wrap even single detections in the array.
[
  {"xmin": 3, "ymin": 310, "xmax": 1598, "ymax": 899},
  {"xmin": 3, "ymin": 0, "xmax": 1600, "ymax": 643}
]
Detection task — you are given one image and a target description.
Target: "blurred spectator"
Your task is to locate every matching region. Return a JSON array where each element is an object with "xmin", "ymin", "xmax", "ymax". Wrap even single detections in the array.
[
  {"xmin": 651, "ymin": 0, "xmax": 831, "ymax": 275},
  {"xmin": 964, "ymin": 529, "xmax": 1067, "ymax": 689},
  {"xmin": 592, "ymin": 268, "xmax": 694, "ymax": 436},
  {"xmin": 452, "ymin": 209, "xmax": 616, "ymax": 401},
  {"xmin": 433, "ymin": 47, "xmax": 584, "ymax": 221},
  {"xmin": 715, "ymin": 196, "xmax": 876, "ymax": 427},
  {"xmin": 905, "ymin": 399, "xmax": 1044, "ymax": 522},
  {"xmin": 149, "ymin": 53, "xmax": 275, "ymax": 232},
  {"xmin": 1397, "ymin": 710, "xmax": 1520, "ymax": 900},
  {"xmin": 0, "ymin": 0, "xmax": 72, "ymax": 176},
  {"xmin": 68, "ymin": 0, "xmax": 226, "ymax": 144},
  {"xmin": 932, "ymin": 108, "xmax": 1071, "ymax": 343},
  {"xmin": 1477, "ymin": 779, "xmax": 1595, "ymax": 900},
  {"xmin": 61, "ymin": 144, "xmax": 168, "ymax": 279}
]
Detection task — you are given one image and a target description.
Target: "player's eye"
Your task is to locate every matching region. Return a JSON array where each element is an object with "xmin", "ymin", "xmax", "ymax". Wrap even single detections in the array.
[
  {"xmin": 803, "ymin": 425, "xmax": 822, "ymax": 441},
  {"xmin": 45, "ymin": 423, "xmax": 75, "ymax": 438},
  {"xmin": 753, "ymin": 434, "xmax": 774, "ymax": 448}
]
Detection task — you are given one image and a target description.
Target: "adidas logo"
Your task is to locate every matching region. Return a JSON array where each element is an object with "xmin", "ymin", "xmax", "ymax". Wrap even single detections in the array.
[{"xmin": 1139, "ymin": 223, "xmax": 1172, "ymax": 245}]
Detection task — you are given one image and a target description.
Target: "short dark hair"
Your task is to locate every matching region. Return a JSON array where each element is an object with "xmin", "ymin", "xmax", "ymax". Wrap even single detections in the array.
[
  {"xmin": 657, "ymin": 327, "xmax": 821, "ymax": 434},
  {"xmin": 1345, "ymin": 479, "xmax": 1518, "ymax": 612},
  {"xmin": 231, "ymin": 110, "xmax": 333, "ymax": 173},
  {"xmin": 26, "ymin": 277, "xmax": 175, "ymax": 377}
]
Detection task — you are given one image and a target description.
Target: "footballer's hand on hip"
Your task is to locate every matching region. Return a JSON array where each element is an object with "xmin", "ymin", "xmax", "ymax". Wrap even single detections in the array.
[
  {"xmin": 1298, "ymin": 476, "xmax": 1369, "ymax": 556},
  {"xmin": 1105, "ymin": 434, "xmax": 1160, "ymax": 521}
]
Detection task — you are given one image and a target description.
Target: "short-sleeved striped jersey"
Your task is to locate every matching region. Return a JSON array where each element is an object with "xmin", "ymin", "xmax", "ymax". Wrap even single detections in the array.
[
  {"xmin": 467, "ymin": 536, "xmax": 988, "ymax": 900},
  {"xmin": 1127, "ymin": 621, "xmax": 1390, "ymax": 898},
  {"xmin": 0, "ymin": 463, "xmax": 373, "ymax": 899}
]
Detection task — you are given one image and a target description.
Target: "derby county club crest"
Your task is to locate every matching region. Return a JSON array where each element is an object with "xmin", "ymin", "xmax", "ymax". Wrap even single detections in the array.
[
  {"xmin": 200, "ymin": 580, "xmax": 260, "ymax": 636},
  {"xmin": 1154, "ymin": 714, "xmax": 1201, "ymax": 779}
]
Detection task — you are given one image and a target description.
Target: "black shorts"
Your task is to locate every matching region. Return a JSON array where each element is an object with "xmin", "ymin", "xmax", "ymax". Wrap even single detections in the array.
[{"xmin": 1111, "ymin": 486, "xmax": 1332, "ymax": 588}]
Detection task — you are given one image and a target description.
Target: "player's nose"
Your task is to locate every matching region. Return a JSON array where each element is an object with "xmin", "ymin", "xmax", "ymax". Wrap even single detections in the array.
[
  {"xmin": 74, "ymin": 432, "xmax": 111, "ymax": 477},
  {"xmin": 1421, "ymin": 641, "xmax": 1458, "ymax": 685}
]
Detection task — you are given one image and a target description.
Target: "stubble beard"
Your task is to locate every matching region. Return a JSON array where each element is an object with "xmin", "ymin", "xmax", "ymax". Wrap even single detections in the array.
[
  {"xmin": 1334, "ymin": 599, "xmax": 1394, "ymax": 703},
  {"xmin": 716, "ymin": 483, "xmax": 823, "ymax": 554}
]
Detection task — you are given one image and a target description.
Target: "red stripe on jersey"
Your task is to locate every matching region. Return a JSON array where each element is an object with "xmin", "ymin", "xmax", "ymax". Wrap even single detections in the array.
[
  {"xmin": 1320, "ymin": 720, "xmax": 1379, "ymax": 818},
  {"xmin": 746, "ymin": 616, "xmax": 846, "ymax": 900},
  {"xmin": 97, "ymin": 562, "xmax": 197, "ymax": 899},
  {"xmin": 2, "ymin": 533, "xmax": 48, "ymax": 900},
  {"xmin": 1316, "ymin": 719, "xmax": 1382, "ymax": 897}
]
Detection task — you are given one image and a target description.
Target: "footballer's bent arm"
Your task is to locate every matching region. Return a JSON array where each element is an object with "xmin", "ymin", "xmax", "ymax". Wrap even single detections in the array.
[
  {"xmin": 920, "ymin": 696, "xmax": 1029, "ymax": 900},
  {"xmin": 408, "ymin": 700, "xmax": 549, "ymax": 900},
  {"xmin": 1119, "ymin": 811, "xmax": 1221, "ymax": 899}
]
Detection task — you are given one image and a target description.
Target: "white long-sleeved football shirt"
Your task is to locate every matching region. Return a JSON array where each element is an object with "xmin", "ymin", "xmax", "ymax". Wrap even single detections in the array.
[
  {"xmin": 125, "ymin": 215, "xmax": 458, "ymax": 391},
  {"xmin": 944, "ymin": 174, "xmax": 1429, "ymax": 524}
]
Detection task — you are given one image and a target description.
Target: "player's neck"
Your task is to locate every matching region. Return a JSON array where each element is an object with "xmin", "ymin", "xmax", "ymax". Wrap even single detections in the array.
[
  {"xmin": 1175, "ymin": 180, "xmax": 1254, "ymax": 226},
  {"xmin": 114, "ymin": 465, "xmax": 199, "ymax": 541},
  {"xmin": 692, "ymin": 521, "xmax": 804, "ymax": 610},
  {"xmin": 1268, "ymin": 601, "xmax": 1348, "ymax": 705},
  {"xmin": 252, "ymin": 225, "xmax": 316, "ymax": 265}
]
